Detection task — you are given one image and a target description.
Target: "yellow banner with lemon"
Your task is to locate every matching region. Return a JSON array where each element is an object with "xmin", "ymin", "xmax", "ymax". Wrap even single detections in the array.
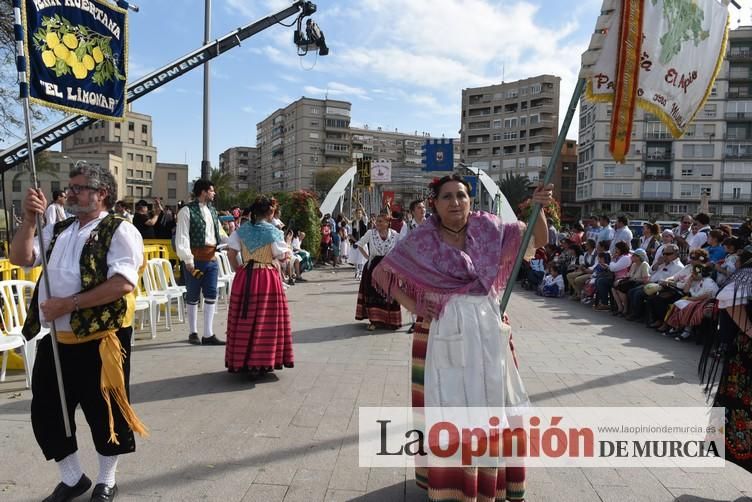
[{"xmin": 22, "ymin": 0, "xmax": 128, "ymax": 120}]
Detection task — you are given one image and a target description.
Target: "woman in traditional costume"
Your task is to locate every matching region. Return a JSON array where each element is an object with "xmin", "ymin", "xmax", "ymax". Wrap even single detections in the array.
[
  {"xmin": 348, "ymin": 207, "xmax": 369, "ymax": 279},
  {"xmin": 225, "ymin": 196, "xmax": 294, "ymax": 379},
  {"xmin": 701, "ymin": 247, "xmax": 752, "ymax": 473},
  {"xmin": 372, "ymin": 174, "xmax": 553, "ymax": 501},
  {"xmin": 355, "ymin": 212, "xmax": 401, "ymax": 331}
]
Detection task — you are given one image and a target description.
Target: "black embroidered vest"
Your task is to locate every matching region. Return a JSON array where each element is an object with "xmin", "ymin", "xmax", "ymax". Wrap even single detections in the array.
[
  {"xmin": 187, "ymin": 201, "xmax": 220, "ymax": 249},
  {"xmin": 22, "ymin": 215, "xmax": 127, "ymax": 341}
]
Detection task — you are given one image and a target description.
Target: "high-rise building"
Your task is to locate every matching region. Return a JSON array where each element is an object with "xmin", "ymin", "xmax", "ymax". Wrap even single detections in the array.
[
  {"xmin": 153, "ymin": 162, "xmax": 190, "ymax": 208},
  {"xmin": 555, "ymin": 140, "xmax": 578, "ymax": 224},
  {"xmin": 61, "ymin": 109, "xmax": 157, "ymax": 204},
  {"xmin": 460, "ymin": 75, "xmax": 561, "ymax": 184},
  {"xmin": 576, "ymin": 26, "xmax": 752, "ymax": 221},
  {"xmin": 219, "ymin": 147, "xmax": 258, "ymax": 192},
  {"xmin": 256, "ymin": 97, "xmax": 352, "ymax": 193}
]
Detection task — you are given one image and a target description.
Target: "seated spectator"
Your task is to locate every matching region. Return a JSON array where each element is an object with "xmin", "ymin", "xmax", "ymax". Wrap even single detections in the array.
[
  {"xmin": 660, "ymin": 263, "xmax": 719, "ymax": 340},
  {"xmin": 569, "ymin": 222, "xmax": 585, "ymax": 245},
  {"xmin": 568, "ymin": 239, "xmax": 597, "ymax": 299},
  {"xmin": 688, "ymin": 212, "xmax": 712, "ymax": 250},
  {"xmin": 705, "ymin": 229, "xmax": 727, "ymax": 263},
  {"xmin": 652, "ymin": 229, "xmax": 676, "ymax": 269},
  {"xmin": 523, "ymin": 249, "xmax": 548, "ymax": 290},
  {"xmin": 594, "ymin": 241, "xmax": 631, "ymax": 311},
  {"xmin": 284, "ymin": 229, "xmax": 303, "ymax": 285},
  {"xmin": 582, "ymin": 252, "xmax": 611, "ymax": 304},
  {"xmin": 648, "ymin": 249, "xmax": 709, "ymax": 328},
  {"xmin": 537, "ymin": 264, "xmax": 565, "ymax": 298},
  {"xmin": 626, "ymin": 243, "xmax": 684, "ymax": 323},
  {"xmin": 714, "ymin": 237, "xmax": 741, "ymax": 287},
  {"xmin": 292, "ymin": 231, "xmax": 313, "ymax": 273},
  {"xmin": 612, "ymin": 248, "xmax": 651, "ymax": 317},
  {"xmin": 640, "ymin": 222, "xmax": 660, "ymax": 262}
]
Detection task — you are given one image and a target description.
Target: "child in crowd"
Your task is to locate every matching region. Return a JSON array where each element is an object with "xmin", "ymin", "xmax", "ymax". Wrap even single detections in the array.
[
  {"xmin": 705, "ymin": 230, "xmax": 727, "ymax": 263},
  {"xmin": 715, "ymin": 237, "xmax": 741, "ymax": 286},
  {"xmin": 538, "ymin": 264, "xmax": 565, "ymax": 297}
]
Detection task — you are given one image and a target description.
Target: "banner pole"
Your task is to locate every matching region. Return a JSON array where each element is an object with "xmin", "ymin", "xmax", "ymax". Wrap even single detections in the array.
[
  {"xmin": 12, "ymin": 0, "xmax": 71, "ymax": 437},
  {"xmin": 499, "ymin": 78, "xmax": 586, "ymax": 315}
]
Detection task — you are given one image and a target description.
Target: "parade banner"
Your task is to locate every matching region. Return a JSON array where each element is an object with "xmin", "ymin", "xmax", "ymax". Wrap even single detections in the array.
[
  {"xmin": 381, "ymin": 191, "xmax": 395, "ymax": 209},
  {"xmin": 422, "ymin": 139, "xmax": 454, "ymax": 172},
  {"xmin": 371, "ymin": 159, "xmax": 392, "ymax": 183},
  {"xmin": 462, "ymin": 175, "xmax": 478, "ymax": 197},
  {"xmin": 583, "ymin": 0, "xmax": 728, "ymax": 161},
  {"xmin": 356, "ymin": 158, "xmax": 371, "ymax": 188},
  {"xmin": 23, "ymin": 0, "xmax": 128, "ymax": 120}
]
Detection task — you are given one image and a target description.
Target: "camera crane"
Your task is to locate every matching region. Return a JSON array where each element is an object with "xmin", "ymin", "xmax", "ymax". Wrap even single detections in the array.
[{"xmin": 0, "ymin": 0, "xmax": 328, "ymax": 173}]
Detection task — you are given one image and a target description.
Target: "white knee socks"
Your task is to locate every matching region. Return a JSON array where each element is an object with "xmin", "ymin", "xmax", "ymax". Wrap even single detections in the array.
[
  {"xmin": 57, "ymin": 451, "xmax": 83, "ymax": 487},
  {"xmin": 203, "ymin": 301, "xmax": 216, "ymax": 339},
  {"xmin": 97, "ymin": 453, "xmax": 118, "ymax": 488},
  {"xmin": 187, "ymin": 303, "xmax": 198, "ymax": 334}
]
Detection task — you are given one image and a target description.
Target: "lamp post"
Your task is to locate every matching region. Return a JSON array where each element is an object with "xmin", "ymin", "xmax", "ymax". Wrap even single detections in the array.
[{"xmin": 200, "ymin": 0, "xmax": 212, "ymax": 180}]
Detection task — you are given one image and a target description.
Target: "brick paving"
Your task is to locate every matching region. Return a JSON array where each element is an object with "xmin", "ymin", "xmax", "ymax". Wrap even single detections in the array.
[{"xmin": 0, "ymin": 266, "xmax": 751, "ymax": 501}]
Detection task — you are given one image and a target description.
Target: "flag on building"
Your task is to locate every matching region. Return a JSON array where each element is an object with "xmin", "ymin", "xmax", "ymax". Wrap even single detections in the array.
[
  {"xmin": 581, "ymin": 0, "xmax": 729, "ymax": 162},
  {"xmin": 371, "ymin": 159, "xmax": 392, "ymax": 183},
  {"xmin": 422, "ymin": 139, "xmax": 454, "ymax": 171},
  {"xmin": 22, "ymin": 0, "xmax": 128, "ymax": 120}
]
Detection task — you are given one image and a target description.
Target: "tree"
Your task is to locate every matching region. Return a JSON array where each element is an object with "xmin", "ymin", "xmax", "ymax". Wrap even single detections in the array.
[
  {"xmin": 499, "ymin": 173, "xmax": 531, "ymax": 215},
  {"xmin": 208, "ymin": 168, "xmax": 236, "ymax": 210},
  {"xmin": 275, "ymin": 190, "xmax": 322, "ymax": 259},
  {"xmin": 0, "ymin": 1, "xmax": 58, "ymax": 143},
  {"xmin": 313, "ymin": 167, "xmax": 346, "ymax": 200}
]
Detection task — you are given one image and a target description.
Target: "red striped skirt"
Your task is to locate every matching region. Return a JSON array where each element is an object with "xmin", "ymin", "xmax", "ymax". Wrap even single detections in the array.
[
  {"xmin": 225, "ymin": 265, "xmax": 294, "ymax": 372},
  {"xmin": 666, "ymin": 298, "xmax": 715, "ymax": 329},
  {"xmin": 412, "ymin": 316, "xmax": 526, "ymax": 501},
  {"xmin": 355, "ymin": 256, "xmax": 401, "ymax": 329}
]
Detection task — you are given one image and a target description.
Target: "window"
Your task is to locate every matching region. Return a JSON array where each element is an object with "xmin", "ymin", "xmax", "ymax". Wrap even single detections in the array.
[
  {"xmin": 492, "ymin": 119, "xmax": 502, "ymax": 129},
  {"xmin": 127, "ymin": 153, "xmax": 133, "ymax": 160},
  {"xmin": 136, "ymin": 154, "xmax": 143, "ymax": 162},
  {"xmin": 492, "ymin": 133, "xmax": 501, "ymax": 141},
  {"xmin": 603, "ymin": 164, "xmax": 635, "ymax": 177},
  {"xmin": 146, "ymin": 171, "xmax": 151, "ymax": 180},
  {"xmin": 168, "ymin": 189, "xmax": 176, "ymax": 199},
  {"xmin": 136, "ymin": 170, "xmax": 143, "ymax": 178},
  {"xmin": 168, "ymin": 173, "xmax": 177, "ymax": 181},
  {"xmin": 51, "ymin": 181, "xmax": 60, "ymax": 192},
  {"xmin": 114, "ymin": 123, "xmax": 120, "ymax": 129},
  {"xmin": 503, "ymin": 131, "xmax": 517, "ymax": 140},
  {"xmin": 136, "ymin": 186, "xmax": 143, "ymax": 197},
  {"xmin": 146, "ymin": 155, "xmax": 152, "ymax": 163},
  {"xmin": 141, "ymin": 140, "xmax": 148, "ymax": 146},
  {"xmin": 141, "ymin": 124, "xmax": 148, "ymax": 134},
  {"xmin": 703, "ymin": 104, "xmax": 717, "ymax": 118},
  {"xmin": 12, "ymin": 180, "xmax": 21, "ymax": 192},
  {"xmin": 680, "ymin": 184, "xmax": 712, "ymax": 198},
  {"xmin": 682, "ymin": 144, "xmax": 714, "ymax": 158},
  {"xmin": 127, "ymin": 169, "xmax": 133, "ymax": 177},
  {"xmin": 114, "ymin": 136, "xmax": 120, "ymax": 142},
  {"xmin": 621, "ymin": 203, "xmax": 639, "ymax": 213},
  {"xmin": 681, "ymin": 163, "xmax": 713, "ymax": 176},
  {"xmin": 128, "ymin": 138, "xmax": 134, "ymax": 144},
  {"xmin": 503, "ymin": 118, "xmax": 517, "ymax": 129},
  {"xmin": 128, "ymin": 122, "xmax": 134, "ymax": 131},
  {"xmin": 309, "ymin": 132, "xmax": 320, "ymax": 139},
  {"xmin": 310, "ymin": 106, "xmax": 320, "ymax": 114},
  {"xmin": 506, "ymin": 89, "xmax": 518, "ymax": 99},
  {"xmin": 670, "ymin": 204, "xmax": 688, "ymax": 214},
  {"xmin": 603, "ymin": 183, "xmax": 633, "ymax": 196},
  {"xmin": 127, "ymin": 186, "xmax": 133, "ymax": 196}
]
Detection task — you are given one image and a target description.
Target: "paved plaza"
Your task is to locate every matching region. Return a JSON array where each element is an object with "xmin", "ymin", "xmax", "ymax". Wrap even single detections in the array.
[{"xmin": 1, "ymin": 266, "xmax": 751, "ymax": 501}]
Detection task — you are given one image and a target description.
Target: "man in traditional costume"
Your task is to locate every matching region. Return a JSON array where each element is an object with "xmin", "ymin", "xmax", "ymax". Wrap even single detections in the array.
[
  {"xmin": 10, "ymin": 163, "xmax": 148, "ymax": 502},
  {"xmin": 175, "ymin": 179, "xmax": 225, "ymax": 346}
]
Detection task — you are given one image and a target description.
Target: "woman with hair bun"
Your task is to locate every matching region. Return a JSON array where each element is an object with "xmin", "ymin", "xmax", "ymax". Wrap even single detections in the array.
[{"xmin": 224, "ymin": 196, "xmax": 294, "ymax": 379}]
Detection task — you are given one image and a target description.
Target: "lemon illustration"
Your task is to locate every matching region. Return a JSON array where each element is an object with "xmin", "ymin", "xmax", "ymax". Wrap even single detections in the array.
[
  {"xmin": 45, "ymin": 31, "xmax": 60, "ymax": 49},
  {"xmin": 53, "ymin": 43, "xmax": 69, "ymax": 60},
  {"xmin": 92, "ymin": 47, "xmax": 104, "ymax": 64},
  {"xmin": 82, "ymin": 54, "xmax": 95, "ymax": 71},
  {"xmin": 62, "ymin": 33, "xmax": 78, "ymax": 49},
  {"xmin": 41, "ymin": 50, "xmax": 56, "ymax": 68},
  {"xmin": 72, "ymin": 62, "xmax": 87, "ymax": 79},
  {"xmin": 66, "ymin": 51, "xmax": 78, "ymax": 68}
]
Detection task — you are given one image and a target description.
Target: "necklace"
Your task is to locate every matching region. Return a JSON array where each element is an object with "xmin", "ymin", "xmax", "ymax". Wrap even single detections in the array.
[{"xmin": 441, "ymin": 222, "xmax": 467, "ymax": 240}]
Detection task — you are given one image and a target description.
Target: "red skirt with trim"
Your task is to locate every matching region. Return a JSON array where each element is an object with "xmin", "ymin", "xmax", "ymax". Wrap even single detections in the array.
[{"xmin": 225, "ymin": 265, "xmax": 293, "ymax": 372}]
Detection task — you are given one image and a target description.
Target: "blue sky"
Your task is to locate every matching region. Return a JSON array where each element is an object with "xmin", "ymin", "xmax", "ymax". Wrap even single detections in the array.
[{"xmin": 8, "ymin": 0, "xmax": 751, "ymax": 180}]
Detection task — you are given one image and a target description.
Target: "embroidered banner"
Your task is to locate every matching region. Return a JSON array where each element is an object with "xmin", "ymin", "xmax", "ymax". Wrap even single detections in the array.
[
  {"xmin": 23, "ymin": 0, "xmax": 128, "ymax": 120},
  {"xmin": 371, "ymin": 159, "xmax": 392, "ymax": 183},
  {"xmin": 422, "ymin": 139, "xmax": 454, "ymax": 172},
  {"xmin": 583, "ymin": 0, "xmax": 729, "ymax": 161}
]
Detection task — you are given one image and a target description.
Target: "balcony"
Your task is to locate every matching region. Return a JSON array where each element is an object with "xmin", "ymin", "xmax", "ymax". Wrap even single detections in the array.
[
  {"xmin": 722, "ymin": 169, "xmax": 752, "ymax": 180},
  {"xmin": 728, "ymin": 71, "xmax": 752, "ymax": 81},
  {"xmin": 724, "ymin": 133, "xmax": 752, "ymax": 141},
  {"xmin": 726, "ymin": 111, "xmax": 752, "ymax": 120},
  {"xmin": 728, "ymin": 48, "xmax": 752, "ymax": 60},
  {"xmin": 643, "ymin": 174, "xmax": 673, "ymax": 181},
  {"xmin": 725, "ymin": 145, "xmax": 752, "ymax": 159},
  {"xmin": 727, "ymin": 90, "xmax": 752, "ymax": 99},
  {"xmin": 641, "ymin": 191, "xmax": 672, "ymax": 199},
  {"xmin": 721, "ymin": 193, "xmax": 752, "ymax": 202},
  {"xmin": 643, "ymin": 152, "xmax": 673, "ymax": 160},
  {"xmin": 644, "ymin": 131, "xmax": 672, "ymax": 140}
]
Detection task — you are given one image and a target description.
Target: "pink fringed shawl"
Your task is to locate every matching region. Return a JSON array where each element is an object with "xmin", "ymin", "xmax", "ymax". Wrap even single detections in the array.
[{"xmin": 371, "ymin": 211, "xmax": 522, "ymax": 319}]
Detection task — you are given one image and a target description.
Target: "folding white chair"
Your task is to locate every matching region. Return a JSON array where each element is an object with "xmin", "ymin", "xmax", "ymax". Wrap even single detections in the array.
[
  {"xmin": 133, "ymin": 266, "xmax": 171, "ymax": 340},
  {"xmin": 0, "ymin": 280, "xmax": 48, "ymax": 388},
  {"xmin": 147, "ymin": 258, "xmax": 185, "ymax": 323},
  {"xmin": 216, "ymin": 251, "xmax": 235, "ymax": 299}
]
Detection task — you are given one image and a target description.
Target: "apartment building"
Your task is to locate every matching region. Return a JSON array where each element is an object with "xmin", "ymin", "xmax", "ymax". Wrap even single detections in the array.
[
  {"xmin": 256, "ymin": 97, "xmax": 352, "ymax": 193},
  {"xmin": 61, "ymin": 109, "xmax": 158, "ymax": 204},
  {"xmin": 555, "ymin": 140, "xmax": 578, "ymax": 223},
  {"xmin": 153, "ymin": 162, "xmax": 190, "ymax": 208},
  {"xmin": 219, "ymin": 147, "xmax": 258, "ymax": 192},
  {"xmin": 460, "ymin": 75, "xmax": 561, "ymax": 184},
  {"xmin": 576, "ymin": 26, "xmax": 752, "ymax": 221}
]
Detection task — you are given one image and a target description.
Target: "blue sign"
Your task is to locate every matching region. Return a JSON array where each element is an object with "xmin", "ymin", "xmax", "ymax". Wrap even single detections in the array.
[
  {"xmin": 24, "ymin": 0, "xmax": 128, "ymax": 120},
  {"xmin": 422, "ymin": 139, "xmax": 454, "ymax": 171},
  {"xmin": 463, "ymin": 176, "xmax": 478, "ymax": 197}
]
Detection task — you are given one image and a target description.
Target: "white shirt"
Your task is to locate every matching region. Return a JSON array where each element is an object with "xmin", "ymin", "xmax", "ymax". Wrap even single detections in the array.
[
  {"xmin": 399, "ymin": 217, "xmax": 425, "ymax": 240},
  {"xmin": 688, "ymin": 227, "xmax": 711, "ymax": 251},
  {"xmin": 175, "ymin": 203, "xmax": 218, "ymax": 267},
  {"xmin": 227, "ymin": 230, "xmax": 289, "ymax": 259},
  {"xmin": 689, "ymin": 277, "xmax": 719, "ymax": 298},
  {"xmin": 649, "ymin": 258, "xmax": 684, "ymax": 283},
  {"xmin": 597, "ymin": 225, "xmax": 614, "ymax": 245},
  {"xmin": 542, "ymin": 274, "xmax": 565, "ymax": 291},
  {"xmin": 33, "ymin": 211, "xmax": 143, "ymax": 330},
  {"xmin": 609, "ymin": 226, "xmax": 633, "ymax": 255},
  {"xmin": 356, "ymin": 229, "xmax": 399, "ymax": 261},
  {"xmin": 44, "ymin": 202, "xmax": 66, "ymax": 227}
]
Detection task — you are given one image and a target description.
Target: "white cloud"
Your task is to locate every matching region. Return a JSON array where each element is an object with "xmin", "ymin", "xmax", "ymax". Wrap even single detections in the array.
[
  {"xmin": 242, "ymin": 105, "xmax": 255, "ymax": 114},
  {"xmin": 224, "ymin": 0, "xmax": 256, "ymax": 18},
  {"xmin": 302, "ymin": 81, "xmax": 371, "ymax": 100}
]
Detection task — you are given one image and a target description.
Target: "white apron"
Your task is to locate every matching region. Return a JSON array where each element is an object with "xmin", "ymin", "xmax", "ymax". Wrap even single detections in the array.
[{"xmin": 424, "ymin": 294, "xmax": 529, "ymax": 411}]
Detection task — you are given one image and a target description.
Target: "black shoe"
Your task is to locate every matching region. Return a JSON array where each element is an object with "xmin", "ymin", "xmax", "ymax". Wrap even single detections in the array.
[
  {"xmin": 90, "ymin": 483, "xmax": 118, "ymax": 501},
  {"xmin": 407, "ymin": 323, "xmax": 415, "ymax": 334},
  {"xmin": 202, "ymin": 335, "xmax": 226, "ymax": 346},
  {"xmin": 288, "ymin": 278, "xmax": 295, "ymax": 286},
  {"xmin": 296, "ymin": 276, "xmax": 307, "ymax": 282},
  {"xmin": 43, "ymin": 474, "xmax": 92, "ymax": 502},
  {"xmin": 188, "ymin": 333, "xmax": 201, "ymax": 345}
]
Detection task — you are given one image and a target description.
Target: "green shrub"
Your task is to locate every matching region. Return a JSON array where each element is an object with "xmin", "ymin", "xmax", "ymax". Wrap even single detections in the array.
[{"xmin": 275, "ymin": 190, "xmax": 322, "ymax": 259}]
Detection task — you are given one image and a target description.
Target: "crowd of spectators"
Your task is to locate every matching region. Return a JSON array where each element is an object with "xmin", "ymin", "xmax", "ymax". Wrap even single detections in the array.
[{"xmin": 521, "ymin": 213, "xmax": 752, "ymax": 341}]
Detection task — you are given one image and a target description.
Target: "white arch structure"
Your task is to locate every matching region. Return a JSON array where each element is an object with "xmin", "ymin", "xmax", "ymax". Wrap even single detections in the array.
[{"xmin": 318, "ymin": 165, "xmax": 518, "ymax": 223}]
